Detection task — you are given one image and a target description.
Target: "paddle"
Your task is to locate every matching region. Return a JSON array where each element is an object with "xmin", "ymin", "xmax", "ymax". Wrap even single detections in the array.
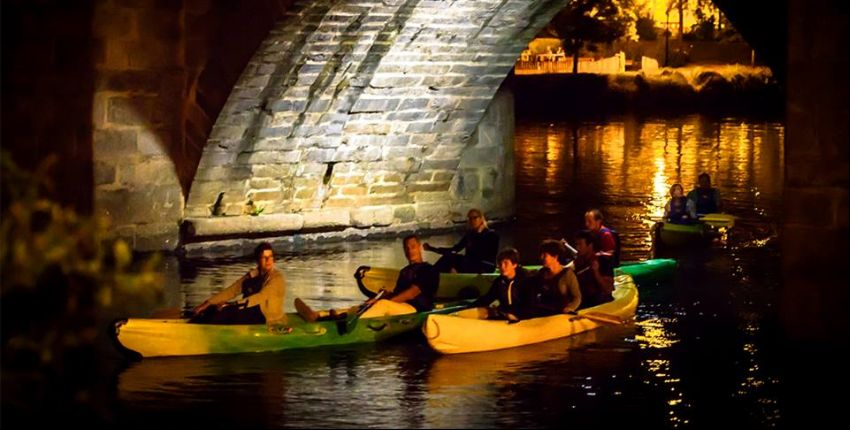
[
  {"xmin": 570, "ymin": 311, "xmax": 627, "ymax": 325},
  {"xmin": 647, "ymin": 213, "xmax": 736, "ymax": 228},
  {"xmin": 698, "ymin": 213, "xmax": 736, "ymax": 228},
  {"xmin": 339, "ymin": 288, "xmax": 387, "ymax": 335},
  {"xmin": 423, "ymin": 244, "xmax": 495, "ymax": 270},
  {"xmin": 560, "ymin": 239, "xmax": 578, "ymax": 256}
]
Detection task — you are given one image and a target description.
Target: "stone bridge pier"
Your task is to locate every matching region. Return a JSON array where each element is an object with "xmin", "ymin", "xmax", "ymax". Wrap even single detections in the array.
[{"xmin": 179, "ymin": 0, "xmax": 567, "ymax": 250}]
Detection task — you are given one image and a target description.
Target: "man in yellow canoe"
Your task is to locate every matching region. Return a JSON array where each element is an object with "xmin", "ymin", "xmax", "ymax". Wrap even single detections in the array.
[
  {"xmin": 295, "ymin": 234, "xmax": 439, "ymax": 322},
  {"xmin": 189, "ymin": 242, "xmax": 290, "ymax": 332}
]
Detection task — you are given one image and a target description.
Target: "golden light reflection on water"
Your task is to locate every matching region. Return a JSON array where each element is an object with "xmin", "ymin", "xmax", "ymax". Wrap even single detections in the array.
[
  {"xmin": 514, "ymin": 115, "xmax": 784, "ymax": 261},
  {"xmin": 636, "ymin": 318, "xmax": 689, "ymax": 428}
]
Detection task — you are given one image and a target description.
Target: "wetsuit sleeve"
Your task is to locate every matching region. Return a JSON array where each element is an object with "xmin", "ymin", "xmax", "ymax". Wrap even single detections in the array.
[
  {"xmin": 450, "ymin": 233, "xmax": 469, "ymax": 254},
  {"xmin": 431, "ymin": 233, "xmax": 468, "ymax": 254},
  {"xmin": 473, "ymin": 278, "xmax": 501, "ymax": 307},
  {"xmin": 247, "ymin": 270, "xmax": 287, "ymax": 325}
]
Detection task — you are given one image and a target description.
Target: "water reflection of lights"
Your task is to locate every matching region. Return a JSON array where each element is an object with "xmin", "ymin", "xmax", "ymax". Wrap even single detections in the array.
[
  {"xmin": 635, "ymin": 318, "xmax": 679, "ymax": 349},
  {"xmin": 544, "ymin": 126, "xmax": 565, "ymax": 188},
  {"xmin": 636, "ymin": 318, "xmax": 689, "ymax": 427},
  {"xmin": 733, "ymin": 323, "xmax": 782, "ymax": 426}
]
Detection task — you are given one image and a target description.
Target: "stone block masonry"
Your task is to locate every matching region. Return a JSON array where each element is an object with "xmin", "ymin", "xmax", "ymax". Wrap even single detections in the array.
[{"xmin": 182, "ymin": 0, "xmax": 567, "ymax": 248}]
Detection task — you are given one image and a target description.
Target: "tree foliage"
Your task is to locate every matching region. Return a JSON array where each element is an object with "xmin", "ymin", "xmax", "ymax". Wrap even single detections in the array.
[
  {"xmin": 549, "ymin": 0, "xmax": 637, "ymax": 72},
  {"xmin": 1, "ymin": 151, "xmax": 164, "ymax": 424}
]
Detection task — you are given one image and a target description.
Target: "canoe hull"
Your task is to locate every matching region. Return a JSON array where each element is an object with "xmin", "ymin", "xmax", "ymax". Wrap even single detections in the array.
[
  {"xmin": 114, "ymin": 302, "xmax": 469, "ymax": 358},
  {"xmin": 356, "ymin": 258, "xmax": 675, "ymax": 299},
  {"xmin": 655, "ymin": 213, "xmax": 735, "ymax": 247},
  {"xmin": 424, "ymin": 274, "xmax": 638, "ymax": 354}
]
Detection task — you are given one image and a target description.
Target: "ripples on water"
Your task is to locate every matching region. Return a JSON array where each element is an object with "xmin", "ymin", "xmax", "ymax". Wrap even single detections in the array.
[{"xmin": 120, "ymin": 114, "xmax": 786, "ymax": 428}]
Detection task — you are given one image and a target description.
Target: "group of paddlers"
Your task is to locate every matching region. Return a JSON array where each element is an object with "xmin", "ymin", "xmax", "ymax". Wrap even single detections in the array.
[
  {"xmin": 664, "ymin": 173, "xmax": 723, "ymax": 223},
  {"xmin": 189, "ymin": 208, "xmax": 623, "ymax": 333}
]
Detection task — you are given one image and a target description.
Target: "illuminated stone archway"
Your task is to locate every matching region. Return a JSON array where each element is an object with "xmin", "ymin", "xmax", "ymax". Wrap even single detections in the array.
[{"xmin": 184, "ymin": 0, "xmax": 569, "ymax": 239}]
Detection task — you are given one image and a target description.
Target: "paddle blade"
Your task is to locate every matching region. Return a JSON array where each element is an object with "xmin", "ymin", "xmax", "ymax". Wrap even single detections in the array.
[{"xmin": 699, "ymin": 213, "xmax": 736, "ymax": 228}]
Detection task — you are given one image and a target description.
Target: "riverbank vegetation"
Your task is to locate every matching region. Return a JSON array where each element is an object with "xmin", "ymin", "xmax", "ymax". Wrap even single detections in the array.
[{"xmin": 1, "ymin": 151, "xmax": 164, "ymax": 426}]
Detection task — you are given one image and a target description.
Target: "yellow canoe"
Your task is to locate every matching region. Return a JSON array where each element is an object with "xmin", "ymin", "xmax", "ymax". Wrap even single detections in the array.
[{"xmin": 423, "ymin": 274, "xmax": 638, "ymax": 354}]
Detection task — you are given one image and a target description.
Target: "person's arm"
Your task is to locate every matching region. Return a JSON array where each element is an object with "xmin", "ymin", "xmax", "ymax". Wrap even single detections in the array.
[
  {"xmin": 473, "ymin": 278, "xmax": 500, "ymax": 307},
  {"xmin": 424, "ymin": 235, "xmax": 467, "ymax": 255},
  {"xmin": 247, "ymin": 270, "xmax": 287, "ymax": 325},
  {"xmin": 559, "ymin": 270, "xmax": 582, "ymax": 313},
  {"xmin": 390, "ymin": 285, "xmax": 421, "ymax": 303},
  {"xmin": 664, "ymin": 200, "xmax": 672, "ymax": 218},
  {"xmin": 686, "ymin": 199, "xmax": 697, "ymax": 219},
  {"xmin": 193, "ymin": 272, "xmax": 247, "ymax": 313}
]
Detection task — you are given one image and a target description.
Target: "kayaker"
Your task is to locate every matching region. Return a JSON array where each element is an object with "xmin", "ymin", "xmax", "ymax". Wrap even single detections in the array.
[
  {"xmin": 423, "ymin": 208, "xmax": 500, "ymax": 274},
  {"xmin": 572, "ymin": 230, "xmax": 614, "ymax": 309},
  {"xmin": 584, "ymin": 209, "xmax": 621, "ymax": 267},
  {"xmin": 687, "ymin": 172, "xmax": 722, "ymax": 215},
  {"xmin": 295, "ymin": 234, "xmax": 439, "ymax": 322},
  {"xmin": 664, "ymin": 183, "xmax": 697, "ymax": 224},
  {"xmin": 471, "ymin": 247, "xmax": 530, "ymax": 321},
  {"xmin": 189, "ymin": 242, "xmax": 290, "ymax": 332},
  {"xmin": 524, "ymin": 239, "xmax": 581, "ymax": 317}
]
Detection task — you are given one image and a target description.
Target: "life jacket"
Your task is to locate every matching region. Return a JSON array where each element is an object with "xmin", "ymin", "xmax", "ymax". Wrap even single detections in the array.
[
  {"xmin": 668, "ymin": 196, "xmax": 690, "ymax": 221},
  {"xmin": 599, "ymin": 226, "xmax": 621, "ymax": 268},
  {"xmin": 693, "ymin": 188, "xmax": 719, "ymax": 215},
  {"xmin": 241, "ymin": 272, "xmax": 267, "ymax": 298}
]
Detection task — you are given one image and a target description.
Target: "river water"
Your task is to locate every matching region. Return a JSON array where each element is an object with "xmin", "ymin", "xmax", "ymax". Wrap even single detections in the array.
[{"xmin": 115, "ymin": 114, "xmax": 789, "ymax": 428}]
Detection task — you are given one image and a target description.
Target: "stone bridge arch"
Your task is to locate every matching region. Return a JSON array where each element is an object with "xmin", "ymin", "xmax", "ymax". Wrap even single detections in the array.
[{"xmin": 184, "ymin": 0, "xmax": 569, "ymax": 240}]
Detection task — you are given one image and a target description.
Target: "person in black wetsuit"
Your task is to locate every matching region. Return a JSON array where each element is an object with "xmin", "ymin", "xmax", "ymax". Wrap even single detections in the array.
[
  {"xmin": 424, "ymin": 208, "xmax": 500, "ymax": 273},
  {"xmin": 472, "ymin": 248, "xmax": 531, "ymax": 321}
]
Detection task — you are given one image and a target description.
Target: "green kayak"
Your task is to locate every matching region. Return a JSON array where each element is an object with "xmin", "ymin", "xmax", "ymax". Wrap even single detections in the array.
[
  {"xmin": 657, "ymin": 222, "xmax": 714, "ymax": 247},
  {"xmin": 355, "ymin": 258, "xmax": 677, "ymax": 300},
  {"xmin": 113, "ymin": 301, "xmax": 470, "ymax": 358},
  {"xmin": 654, "ymin": 213, "xmax": 735, "ymax": 247}
]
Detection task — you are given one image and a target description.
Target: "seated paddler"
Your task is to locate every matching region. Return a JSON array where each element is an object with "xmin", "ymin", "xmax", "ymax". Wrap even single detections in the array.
[
  {"xmin": 471, "ymin": 247, "xmax": 532, "ymax": 322},
  {"xmin": 295, "ymin": 234, "xmax": 439, "ymax": 322},
  {"xmin": 190, "ymin": 242, "xmax": 290, "ymax": 332},
  {"xmin": 423, "ymin": 208, "xmax": 500, "ymax": 274}
]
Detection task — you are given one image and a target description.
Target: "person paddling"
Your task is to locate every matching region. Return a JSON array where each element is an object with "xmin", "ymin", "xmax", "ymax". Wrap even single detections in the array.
[
  {"xmin": 664, "ymin": 183, "xmax": 697, "ymax": 224},
  {"xmin": 190, "ymin": 242, "xmax": 290, "ymax": 333},
  {"xmin": 687, "ymin": 172, "xmax": 722, "ymax": 216},
  {"xmin": 424, "ymin": 208, "xmax": 500, "ymax": 273},
  {"xmin": 524, "ymin": 239, "xmax": 581, "ymax": 317},
  {"xmin": 572, "ymin": 230, "xmax": 614, "ymax": 309},
  {"xmin": 295, "ymin": 234, "xmax": 439, "ymax": 322},
  {"xmin": 584, "ymin": 208, "xmax": 621, "ymax": 267},
  {"xmin": 472, "ymin": 248, "xmax": 530, "ymax": 322}
]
